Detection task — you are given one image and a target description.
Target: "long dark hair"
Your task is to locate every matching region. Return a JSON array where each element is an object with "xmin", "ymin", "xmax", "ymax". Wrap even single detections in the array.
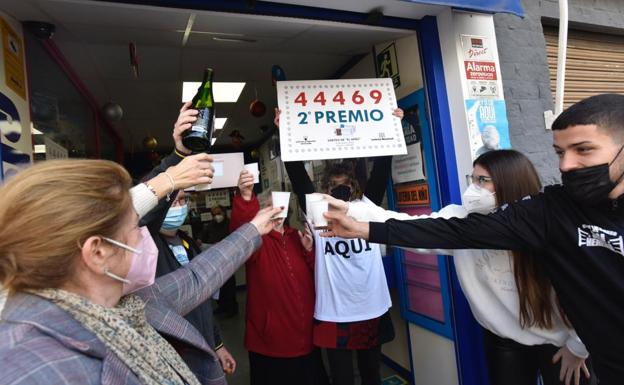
[{"xmin": 474, "ymin": 150, "xmax": 566, "ymax": 329}]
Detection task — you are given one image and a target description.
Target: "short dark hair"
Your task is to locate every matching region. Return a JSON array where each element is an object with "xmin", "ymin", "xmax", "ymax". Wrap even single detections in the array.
[
  {"xmin": 551, "ymin": 94, "xmax": 624, "ymax": 142},
  {"xmin": 473, "ymin": 149, "xmax": 541, "ymax": 206}
]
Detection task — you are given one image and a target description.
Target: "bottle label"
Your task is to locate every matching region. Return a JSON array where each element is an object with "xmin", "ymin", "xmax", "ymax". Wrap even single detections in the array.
[{"xmin": 191, "ymin": 108, "xmax": 210, "ymax": 133}]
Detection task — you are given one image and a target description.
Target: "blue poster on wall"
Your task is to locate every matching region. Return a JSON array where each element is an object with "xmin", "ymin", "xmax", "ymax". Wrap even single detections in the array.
[
  {"xmin": 465, "ymin": 99, "xmax": 510, "ymax": 160},
  {"xmin": 0, "ymin": 91, "xmax": 30, "ymax": 180}
]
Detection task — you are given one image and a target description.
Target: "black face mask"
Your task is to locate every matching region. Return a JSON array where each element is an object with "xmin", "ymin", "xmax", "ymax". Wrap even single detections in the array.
[
  {"xmin": 561, "ymin": 145, "xmax": 624, "ymax": 206},
  {"xmin": 330, "ymin": 185, "xmax": 352, "ymax": 202}
]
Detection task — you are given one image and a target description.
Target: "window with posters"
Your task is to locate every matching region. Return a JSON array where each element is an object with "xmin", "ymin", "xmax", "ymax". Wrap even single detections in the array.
[{"xmin": 391, "ymin": 88, "xmax": 454, "ymax": 337}]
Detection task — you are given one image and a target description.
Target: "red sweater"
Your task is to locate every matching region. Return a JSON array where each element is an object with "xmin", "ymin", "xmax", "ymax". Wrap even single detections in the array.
[{"xmin": 230, "ymin": 193, "xmax": 316, "ymax": 357}]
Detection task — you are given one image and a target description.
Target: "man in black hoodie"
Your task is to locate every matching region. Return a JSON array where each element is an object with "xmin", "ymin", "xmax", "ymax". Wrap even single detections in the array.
[{"xmin": 323, "ymin": 94, "xmax": 624, "ymax": 385}]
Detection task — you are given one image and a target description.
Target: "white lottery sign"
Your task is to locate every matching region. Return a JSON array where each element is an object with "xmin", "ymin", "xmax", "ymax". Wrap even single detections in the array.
[{"xmin": 277, "ymin": 78, "xmax": 406, "ymax": 161}]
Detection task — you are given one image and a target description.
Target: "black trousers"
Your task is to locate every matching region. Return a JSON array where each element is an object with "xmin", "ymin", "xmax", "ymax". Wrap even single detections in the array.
[
  {"xmin": 249, "ymin": 349, "xmax": 330, "ymax": 385},
  {"xmin": 216, "ymin": 275, "xmax": 237, "ymax": 313},
  {"xmin": 483, "ymin": 329, "xmax": 596, "ymax": 385},
  {"xmin": 326, "ymin": 345, "xmax": 382, "ymax": 385}
]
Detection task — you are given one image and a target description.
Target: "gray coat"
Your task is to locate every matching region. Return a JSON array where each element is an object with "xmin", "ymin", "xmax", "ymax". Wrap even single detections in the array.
[{"xmin": 0, "ymin": 223, "xmax": 261, "ymax": 385}]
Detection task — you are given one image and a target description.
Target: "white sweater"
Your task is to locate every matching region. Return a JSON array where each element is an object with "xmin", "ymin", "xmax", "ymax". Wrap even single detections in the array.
[{"xmin": 347, "ymin": 201, "xmax": 588, "ymax": 358}]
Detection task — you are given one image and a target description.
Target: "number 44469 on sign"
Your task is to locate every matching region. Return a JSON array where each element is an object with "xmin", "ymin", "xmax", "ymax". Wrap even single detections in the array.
[{"xmin": 276, "ymin": 78, "xmax": 407, "ymax": 162}]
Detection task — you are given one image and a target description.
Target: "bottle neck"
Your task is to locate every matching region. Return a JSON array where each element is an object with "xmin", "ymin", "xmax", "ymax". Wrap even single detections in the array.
[
  {"xmin": 195, "ymin": 69, "xmax": 214, "ymax": 107},
  {"xmin": 201, "ymin": 69, "xmax": 213, "ymax": 87}
]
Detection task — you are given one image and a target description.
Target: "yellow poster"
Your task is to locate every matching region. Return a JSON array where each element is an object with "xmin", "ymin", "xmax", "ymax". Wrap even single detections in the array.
[{"xmin": 1, "ymin": 18, "xmax": 26, "ymax": 99}]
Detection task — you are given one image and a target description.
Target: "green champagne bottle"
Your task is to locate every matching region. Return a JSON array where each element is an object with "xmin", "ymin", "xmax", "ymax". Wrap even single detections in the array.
[{"xmin": 182, "ymin": 68, "xmax": 215, "ymax": 152}]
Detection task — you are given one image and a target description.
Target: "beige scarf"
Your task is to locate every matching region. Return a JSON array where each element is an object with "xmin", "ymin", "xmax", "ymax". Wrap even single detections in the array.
[{"xmin": 32, "ymin": 289, "xmax": 201, "ymax": 385}]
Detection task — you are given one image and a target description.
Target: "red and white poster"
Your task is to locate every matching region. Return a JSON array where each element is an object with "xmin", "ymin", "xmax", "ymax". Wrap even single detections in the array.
[
  {"xmin": 461, "ymin": 35, "xmax": 499, "ymax": 98},
  {"xmin": 464, "ymin": 61, "xmax": 497, "ymax": 80}
]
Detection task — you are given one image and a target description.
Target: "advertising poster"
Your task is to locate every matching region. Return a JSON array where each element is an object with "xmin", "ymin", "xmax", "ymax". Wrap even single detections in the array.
[
  {"xmin": 460, "ymin": 35, "xmax": 499, "ymax": 98},
  {"xmin": 277, "ymin": 78, "xmax": 406, "ymax": 161},
  {"xmin": 205, "ymin": 189, "xmax": 231, "ymax": 208},
  {"xmin": 465, "ymin": 99, "xmax": 511, "ymax": 160},
  {"xmin": 1, "ymin": 18, "xmax": 25, "ymax": 100},
  {"xmin": 392, "ymin": 90, "xmax": 426, "ymax": 185}
]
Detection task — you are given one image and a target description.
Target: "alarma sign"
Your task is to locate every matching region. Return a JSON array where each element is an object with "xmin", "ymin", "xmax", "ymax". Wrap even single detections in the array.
[{"xmin": 277, "ymin": 78, "xmax": 406, "ymax": 161}]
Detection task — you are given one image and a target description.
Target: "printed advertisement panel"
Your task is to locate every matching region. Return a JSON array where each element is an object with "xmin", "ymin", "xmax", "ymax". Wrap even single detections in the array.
[{"xmin": 277, "ymin": 78, "xmax": 406, "ymax": 161}]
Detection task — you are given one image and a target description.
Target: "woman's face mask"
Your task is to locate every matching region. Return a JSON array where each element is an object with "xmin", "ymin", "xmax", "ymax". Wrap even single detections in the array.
[
  {"xmin": 330, "ymin": 185, "xmax": 352, "ymax": 202},
  {"xmin": 214, "ymin": 214, "xmax": 225, "ymax": 223},
  {"xmin": 102, "ymin": 226, "xmax": 159, "ymax": 295},
  {"xmin": 162, "ymin": 204, "xmax": 188, "ymax": 230},
  {"xmin": 462, "ymin": 183, "xmax": 497, "ymax": 214}
]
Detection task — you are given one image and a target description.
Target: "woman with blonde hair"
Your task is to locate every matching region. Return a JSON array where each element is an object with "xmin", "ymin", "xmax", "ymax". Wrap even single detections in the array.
[{"xmin": 0, "ymin": 155, "xmax": 281, "ymax": 385}]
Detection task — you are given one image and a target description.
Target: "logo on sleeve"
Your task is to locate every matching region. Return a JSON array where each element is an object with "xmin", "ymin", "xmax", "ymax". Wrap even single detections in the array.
[{"xmin": 578, "ymin": 225, "xmax": 624, "ymax": 256}]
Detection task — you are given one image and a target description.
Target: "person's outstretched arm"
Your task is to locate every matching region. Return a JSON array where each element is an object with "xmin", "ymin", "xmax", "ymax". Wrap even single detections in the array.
[
  {"xmin": 368, "ymin": 195, "xmax": 547, "ymax": 253},
  {"xmin": 324, "ymin": 193, "xmax": 547, "ymax": 254},
  {"xmin": 146, "ymin": 206, "xmax": 282, "ymax": 316}
]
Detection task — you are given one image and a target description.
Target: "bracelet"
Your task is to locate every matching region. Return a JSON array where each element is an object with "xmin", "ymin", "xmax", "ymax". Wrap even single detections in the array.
[
  {"xmin": 175, "ymin": 149, "xmax": 189, "ymax": 158},
  {"xmin": 163, "ymin": 172, "xmax": 176, "ymax": 201},
  {"xmin": 143, "ymin": 182, "xmax": 158, "ymax": 197}
]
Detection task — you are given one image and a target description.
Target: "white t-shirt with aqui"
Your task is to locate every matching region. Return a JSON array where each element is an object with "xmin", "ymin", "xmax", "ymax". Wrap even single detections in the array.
[{"xmin": 313, "ymin": 197, "xmax": 392, "ymax": 323}]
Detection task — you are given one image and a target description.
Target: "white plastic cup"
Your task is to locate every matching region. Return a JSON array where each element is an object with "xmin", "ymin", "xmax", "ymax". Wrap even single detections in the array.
[
  {"xmin": 305, "ymin": 193, "xmax": 324, "ymax": 216},
  {"xmin": 309, "ymin": 199, "xmax": 328, "ymax": 229},
  {"xmin": 244, "ymin": 163, "xmax": 260, "ymax": 183},
  {"xmin": 272, "ymin": 191, "xmax": 291, "ymax": 218}
]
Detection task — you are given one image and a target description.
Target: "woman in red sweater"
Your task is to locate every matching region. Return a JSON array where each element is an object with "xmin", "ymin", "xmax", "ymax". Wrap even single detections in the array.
[{"xmin": 230, "ymin": 170, "xmax": 328, "ymax": 385}]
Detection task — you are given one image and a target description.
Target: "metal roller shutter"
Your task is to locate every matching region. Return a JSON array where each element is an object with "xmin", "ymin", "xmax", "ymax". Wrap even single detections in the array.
[{"xmin": 544, "ymin": 26, "xmax": 624, "ymax": 109}]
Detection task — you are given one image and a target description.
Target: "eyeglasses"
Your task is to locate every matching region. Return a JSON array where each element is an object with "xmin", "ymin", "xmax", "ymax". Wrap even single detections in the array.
[{"xmin": 466, "ymin": 174, "xmax": 493, "ymax": 186}]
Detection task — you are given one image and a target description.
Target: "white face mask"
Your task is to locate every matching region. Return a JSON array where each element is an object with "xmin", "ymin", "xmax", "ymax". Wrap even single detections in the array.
[
  {"xmin": 214, "ymin": 214, "xmax": 225, "ymax": 223},
  {"xmin": 462, "ymin": 183, "xmax": 497, "ymax": 214}
]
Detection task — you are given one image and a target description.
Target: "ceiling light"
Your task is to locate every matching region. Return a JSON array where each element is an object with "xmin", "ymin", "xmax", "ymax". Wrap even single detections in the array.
[
  {"xmin": 215, "ymin": 117, "xmax": 227, "ymax": 129},
  {"xmin": 34, "ymin": 144, "xmax": 46, "ymax": 153},
  {"xmin": 212, "ymin": 36, "xmax": 256, "ymax": 43},
  {"xmin": 211, "ymin": 138, "xmax": 216, "ymax": 146},
  {"xmin": 175, "ymin": 30, "xmax": 245, "ymax": 37},
  {"xmin": 31, "ymin": 126, "xmax": 43, "ymax": 135},
  {"xmin": 182, "ymin": 82, "xmax": 245, "ymax": 103}
]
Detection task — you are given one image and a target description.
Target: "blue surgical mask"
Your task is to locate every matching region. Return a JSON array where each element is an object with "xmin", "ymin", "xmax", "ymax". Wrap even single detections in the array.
[{"xmin": 162, "ymin": 204, "xmax": 188, "ymax": 230}]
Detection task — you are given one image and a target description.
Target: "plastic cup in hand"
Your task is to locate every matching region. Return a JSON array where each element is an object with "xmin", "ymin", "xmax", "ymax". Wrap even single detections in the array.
[
  {"xmin": 244, "ymin": 163, "xmax": 260, "ymax": 183},
  {"xmin": 309, "ymin": 199, "xmax": 329, "ymax": 230},
  {"xmin": 271, "ymin": 191, "xmax": 290, "ymax": 218},
  {"xmin": 305, "ymin": 193, "xmax": 324, "ymax": 217}
]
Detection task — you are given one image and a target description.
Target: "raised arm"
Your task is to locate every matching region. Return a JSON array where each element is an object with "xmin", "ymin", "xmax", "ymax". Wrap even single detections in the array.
[
  {"xmin": 364, "ymin": 156, "xmax": 392, "ymax": 205},
  {"xmin": 275, "ymin": 107, "xmax": 315, "ymax": 210},
  {"xmin": 138, "ymin": 102, "xmax": 204, "ymax": 227},
  {"xmin": 284, "ymin": 161, "xmax": 315, "ymax": 211},
  {"xmin": 230, "ymin": 170, "xmax": 261, "ymax": 232},
  {"xmin": 363, "ymin": 108, "xmax": 404, "ymax": 205},
  {"xmin": 138, "ymin": 153, "xmax": 214, "ymax": 233}
]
